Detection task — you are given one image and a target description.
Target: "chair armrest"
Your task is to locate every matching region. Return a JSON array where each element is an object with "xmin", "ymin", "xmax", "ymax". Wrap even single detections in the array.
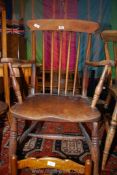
[
  {"xmin": 86, "ymin": 60, "xmax": 115, "ymax": 67},
  {"xmin": 1, "ymin": 58, "xmax": 42, "ymax": 68},
  {"xmin": 1, "ymin": 57, "xmax": 35, "ymax": 64},
  {"xmin": 1, "ymin": 57, "xmax": 36, "ymax": 69}
]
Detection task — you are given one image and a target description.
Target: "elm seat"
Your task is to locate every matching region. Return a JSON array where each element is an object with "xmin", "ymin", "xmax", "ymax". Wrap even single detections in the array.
[
  {"xmin": 11, "ymin": 94, "xmax": 100, "ymax": 122},
  {"xmin": 2, "ymin": 19, "xmax": 115, "ymax": 175}
]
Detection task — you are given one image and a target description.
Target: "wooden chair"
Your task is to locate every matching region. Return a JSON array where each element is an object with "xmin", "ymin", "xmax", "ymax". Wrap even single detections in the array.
[
  {"xmin": 0, "ymin": 3, "xmax": 10, "ymax": 116},
  {"xmin": 0, "ymin": 6, "xmax": 32, "ymax": 125},
  {"xmin": 101, "ymin": 30, "xmax": 117, "ymax": 170},
  {"xmin": 1, "ymin": 19, "xmax": 115, "ymax": 175}
]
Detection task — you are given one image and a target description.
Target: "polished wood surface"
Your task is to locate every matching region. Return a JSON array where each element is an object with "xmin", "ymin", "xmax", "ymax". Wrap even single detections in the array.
[
  {"xmin": 101, "ymin": 30, "xmax": 117, "ymax": 170},
  {"xmin": 0, "ymin": 5, "xmax": 12, "ymax": 124},
  {"xmin": 27, "ymin": 19, "xmax": 99, "ymax": 33},
  {"xmin": 1, "ymin": 8, "xmax": 10, "ymax": 106},
  {"xmin": 4, "ymin": 19, "xmax": 113, "ymax": 175},
  {"xmin": 101, "ymin": 30, "xmax": 117, "ymax": 42},
  {"xmin": 0, "ymin": 10, "xmax": 8, "ymax": 115},
  {"xmin": 11, "ymin": 94, "xmax": 100, "ymax": 122},
  {"xmin": 17, "ymin": 157, "xmax": 92, "ymax": 175}
]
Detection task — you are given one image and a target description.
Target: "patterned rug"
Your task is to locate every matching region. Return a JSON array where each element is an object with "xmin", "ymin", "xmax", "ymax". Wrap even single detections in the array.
[{"xmin": 0, "ymin": 118, "xmax": 117, "ymax": 175}]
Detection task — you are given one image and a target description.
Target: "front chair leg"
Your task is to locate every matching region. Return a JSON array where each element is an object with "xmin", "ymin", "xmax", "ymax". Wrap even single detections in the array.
[
  {"xmin": 102, "ymin": 103, "xmax": 117, "ymax": 170},
  {"xmin": 9, "ymin": 117, "xmax": 17, "ymax": 175},
  {"xmin": 91, "ymin": 122, "xmax": 99, "ymax": 175}
]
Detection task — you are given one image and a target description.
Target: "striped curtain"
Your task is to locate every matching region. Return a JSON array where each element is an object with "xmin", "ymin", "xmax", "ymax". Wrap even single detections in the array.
[{"xmin": 5, "ymin": 0, "xmax": 117, "ymax": 76}]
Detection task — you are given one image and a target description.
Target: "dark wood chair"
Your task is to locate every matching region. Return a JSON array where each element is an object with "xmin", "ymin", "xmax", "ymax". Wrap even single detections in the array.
[
  {"xmin": 2, "ymin": 19, "xmax": 115, "ymax": 175},
  {"xmin": 101, "ymin": 30, "xmax": 117, "ymax": 170}
]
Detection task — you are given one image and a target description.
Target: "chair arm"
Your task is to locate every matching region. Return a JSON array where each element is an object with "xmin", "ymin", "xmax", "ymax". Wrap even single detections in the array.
[
  {"xmin": 1, "ymin": 57, "xmax": 35, "ymax": 64},
  {"xmin": 1, "ymin": 58, "xmax": 42, "ymax": 68},
  {"xmin": 86, "ymin": 60, "xmax": 115, "ymax": 67}
]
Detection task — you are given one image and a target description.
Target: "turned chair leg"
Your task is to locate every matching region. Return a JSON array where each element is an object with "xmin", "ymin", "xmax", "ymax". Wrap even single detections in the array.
[
  {"xmin": 102, "ymin": 103, "xmax": 117, "ymax": 170},
  {"xmin": 11, "ymin": 155, "xmax": 17, "ymax": 175},
  {"xmin": 9, "ymin": 117, "xmax": 17, "ymax": 175},
  {"xmin": 91, "ymin": 122, "xmax": 99, "ymax": 175}
]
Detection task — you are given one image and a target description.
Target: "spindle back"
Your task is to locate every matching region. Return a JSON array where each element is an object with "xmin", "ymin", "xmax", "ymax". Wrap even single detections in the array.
[{"xmin": 27, "ymin": 19, "xmax": 99, "ymax": 96}]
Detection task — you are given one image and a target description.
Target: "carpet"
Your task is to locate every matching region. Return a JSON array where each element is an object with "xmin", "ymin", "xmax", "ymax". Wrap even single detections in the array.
[{"xmin": 0, "ymin": 118, "xmax": 117, "ymax": 175}]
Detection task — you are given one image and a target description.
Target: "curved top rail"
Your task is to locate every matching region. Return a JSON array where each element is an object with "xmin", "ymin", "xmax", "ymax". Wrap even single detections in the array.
[{"xmin": 27, "ymin": 19, "xmax": 100, "ymax": 33}]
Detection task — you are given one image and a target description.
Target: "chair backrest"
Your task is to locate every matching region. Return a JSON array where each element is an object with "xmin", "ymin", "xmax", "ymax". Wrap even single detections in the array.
[
  {"xmin": 101, "ymin": 30, "xmax": 117, "ymax": 84},
  {"xmin": 14, "ymin": 156, "xmax": 92, "ymax": 175},
  {"xmin": 4, "ymin": 19, "xmax": 112, "ymax": 109},
  {"xmin": 27, "ymin": 19, "xmax": 100, "ymax": 97}
]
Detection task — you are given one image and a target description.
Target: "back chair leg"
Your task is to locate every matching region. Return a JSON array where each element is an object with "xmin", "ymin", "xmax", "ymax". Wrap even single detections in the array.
[
  {"xmin": 91, "ymin": 122, "xmax": 99, "ymax": 175},
  {"xmin": 9, "ymin": 117, "xmax": 17, "ymax": 175},
  {"xmin": 102, "ymin": 103, "xmax": 117, "ymax": 170}
]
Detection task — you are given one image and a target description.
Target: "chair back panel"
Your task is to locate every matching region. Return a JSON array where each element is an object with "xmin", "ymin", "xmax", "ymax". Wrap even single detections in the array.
[{"xmin": 27, "ymin": 19, "xmax": 100, "ymax": 96}]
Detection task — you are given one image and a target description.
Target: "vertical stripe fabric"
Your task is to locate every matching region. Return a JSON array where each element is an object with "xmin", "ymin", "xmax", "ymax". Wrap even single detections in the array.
[
  {"xmin": 43, "ymin": 0, "xmax": 78, "ymax": 71},
  {"xmin": 5, "ymin": 0, "xmax": 117, "ymax": 77}
]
